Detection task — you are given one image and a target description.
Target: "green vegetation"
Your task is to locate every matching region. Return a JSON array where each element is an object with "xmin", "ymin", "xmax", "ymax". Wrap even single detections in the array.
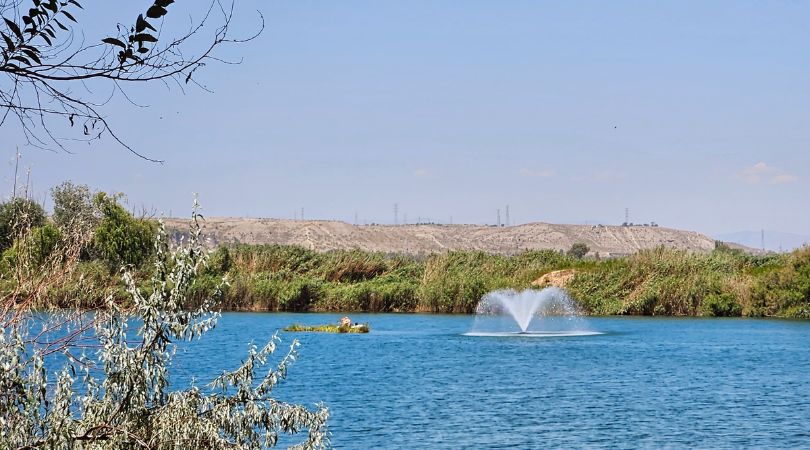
[
  {"xmin": 285, "ymin": 323, "xmax": 370, "ymax": 333},
  {"xmin": 567, "ymin": 242, "xmax": 590, "ymax": 259},
  {"xmin": 189, "ymin": 243, "xmax": 810, "ymax": 318},
  {"xmin": 1, "ymin": 184, "xmax": 808, "ymax": 318},
  {"xmin": 0, "ymin": 198, "xmax": 46, "ymax": 251},
  {"xmin": 51, "ymin": 181, "xmax": 99, "ymax": 233},
  {"xmin": 2, "ymin": 210, "xmax": 328, "ymax": 449},
  {"xmin": 92, "ymin": 192, "xmax": 158, "ymax": 269}
]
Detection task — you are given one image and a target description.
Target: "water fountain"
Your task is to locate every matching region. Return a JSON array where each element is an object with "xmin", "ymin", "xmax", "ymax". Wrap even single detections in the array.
[{"xmin": 466, "ymin": 287, "xmax": 601, "ymax": 337}]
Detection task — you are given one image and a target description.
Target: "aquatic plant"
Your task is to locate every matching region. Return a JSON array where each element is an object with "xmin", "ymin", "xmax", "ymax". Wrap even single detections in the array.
[{"xmin": 284, "ymin": 323, "xmax": 370, "ymax": 333}]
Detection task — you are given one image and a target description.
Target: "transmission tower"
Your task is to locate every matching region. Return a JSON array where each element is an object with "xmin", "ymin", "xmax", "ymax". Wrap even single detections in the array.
[
  {"xmin": 497, "ymin": 209, "xmax": 501, "ymax": 227},
  {"xmin": 624, "ymin": 208, "xmax": 630, "ymax": 225},
  {"xmin": 505, "ymin": 205, "xmax": 510, "ymax": 227},
  {"xmin": 394, "ymin": 203, "xmax": 399, "ymax": 225}
]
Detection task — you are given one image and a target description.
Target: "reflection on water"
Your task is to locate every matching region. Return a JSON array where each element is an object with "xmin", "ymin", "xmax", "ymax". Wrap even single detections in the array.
[{"xmin": 463, "ymin": 330, "xmax": 603, "ymax": 337}]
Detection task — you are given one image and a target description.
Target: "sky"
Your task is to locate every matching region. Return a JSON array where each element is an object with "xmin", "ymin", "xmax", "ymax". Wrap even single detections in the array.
[{"xmin": 2, "ymin": 1, "xmax": 809, "ymax": 236}]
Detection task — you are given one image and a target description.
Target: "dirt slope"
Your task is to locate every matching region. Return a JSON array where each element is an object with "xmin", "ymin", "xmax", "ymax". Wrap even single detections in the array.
[{"xmin": 164, "ymin": 218, "xmax": 728, "ymax": 256}]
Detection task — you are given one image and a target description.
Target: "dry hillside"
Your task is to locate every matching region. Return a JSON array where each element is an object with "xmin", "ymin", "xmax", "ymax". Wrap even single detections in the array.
[{"xmin": 164, "ymin": 218, "xmax": 734, "ymax": 256}]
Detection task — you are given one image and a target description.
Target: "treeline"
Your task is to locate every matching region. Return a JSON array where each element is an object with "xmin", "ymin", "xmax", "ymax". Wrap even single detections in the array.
[{"xmin": 2, "ymin": 182, "xmax": 808, "ymax": 317}]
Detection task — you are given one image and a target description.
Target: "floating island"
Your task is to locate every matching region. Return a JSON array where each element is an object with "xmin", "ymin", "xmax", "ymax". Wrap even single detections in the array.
[{"xmin": 284, "ymin": 320, "xmax": 370, "ymax": 334}]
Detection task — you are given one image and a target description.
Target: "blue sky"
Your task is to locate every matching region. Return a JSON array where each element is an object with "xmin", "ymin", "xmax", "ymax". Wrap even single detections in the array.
[{"xmin": 3, "ymin": 1, "xmax": 809, "ymax": 235}]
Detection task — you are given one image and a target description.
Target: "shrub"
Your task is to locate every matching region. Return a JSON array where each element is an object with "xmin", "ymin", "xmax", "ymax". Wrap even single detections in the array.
[
  {"xmin": 701, "ymin": 292, "xmax": 742, "ymax": 317},
  {"xmin": 92, "ymin": 192, "xmax": 157, "ymax": 269},
  {"xmin": 1, "ymin": 223, "xmax": 62, "ymax": 270},
  {"xmin": 0, "ymin": 198, "xmax": 46, "ymax": 251},
  {"xmin": 206, "ymin": 245, "xmax": 232, "ymax": 275},
  {"xmin": 51, "ymin": 181, "xmax": 98, "ymax": 233}
]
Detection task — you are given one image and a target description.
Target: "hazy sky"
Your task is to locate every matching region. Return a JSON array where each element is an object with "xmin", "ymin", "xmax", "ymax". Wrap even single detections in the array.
[{"xmin": 3, "ymin": 1, "xmax": 809, "ymax": 235}]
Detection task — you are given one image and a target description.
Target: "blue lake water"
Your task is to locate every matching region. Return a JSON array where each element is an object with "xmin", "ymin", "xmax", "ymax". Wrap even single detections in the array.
[{"xmin": 171, "ymin": 313, "xmax": 810, "ymax": 449}]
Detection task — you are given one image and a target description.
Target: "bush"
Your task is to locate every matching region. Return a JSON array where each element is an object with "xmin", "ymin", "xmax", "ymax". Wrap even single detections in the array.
[
  {"xmin": 92, "ymin": 192, "xmax": 157, "ymax": 269},
  {"xmin": 701, "ymin": 292, "xmax": 742, "ymax": 317},
  {"xmin": 206, "ymin": 245, "xmax": 232, "ymax": 275},
  {"xmin": 0, "ymin": 198, "xmax": 46, "ymax": 251},
  {"xmin": 1, "ymin": 224, "xmax": 62, "ymax": 271},
  {"xmin": 51, "ymin": 181, "xmax": 98, "ymax": 233},
  {"xmin": 567, "ymin": 247, "xmax": 752, "ymax": 316},
  {"xmin": 749, "ymin": 247, "xmax": 810, "ymax": 316}
]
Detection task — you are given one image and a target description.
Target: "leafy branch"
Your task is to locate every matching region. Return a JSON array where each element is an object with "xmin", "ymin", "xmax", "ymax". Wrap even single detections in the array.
[{"xmin": 0, "ymin": 0, "xmax": 263, "ymax": 161}]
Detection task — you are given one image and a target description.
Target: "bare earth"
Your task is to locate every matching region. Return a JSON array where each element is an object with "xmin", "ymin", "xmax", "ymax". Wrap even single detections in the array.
[{"xmin": 164, "ymin": 217, "xmax": 737, "ymax": 257}]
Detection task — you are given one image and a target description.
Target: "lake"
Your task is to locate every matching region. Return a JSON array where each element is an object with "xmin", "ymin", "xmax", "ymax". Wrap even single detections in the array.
[{"xmin": 171, "ymin": 313, "xmax": 810, "ymax": 448}]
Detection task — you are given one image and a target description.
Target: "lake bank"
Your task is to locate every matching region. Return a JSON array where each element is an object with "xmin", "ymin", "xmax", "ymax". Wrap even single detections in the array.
[{"xmin": 36, "ymin": 243, "xmax": 809, "ymax": 318}]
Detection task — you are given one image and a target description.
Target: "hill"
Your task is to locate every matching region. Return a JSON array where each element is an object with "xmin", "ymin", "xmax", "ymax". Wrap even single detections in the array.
[{"xmin": 164, "ymin": 217, "xmax": 734, "ymax": 256}]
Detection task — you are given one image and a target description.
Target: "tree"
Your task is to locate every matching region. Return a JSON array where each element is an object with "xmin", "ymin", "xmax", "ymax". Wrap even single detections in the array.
[
  {"xmin": 0, "ymin": 209, "xmax": 330, "ymax": 448},
  {"xmin": 51, "ymin": 180, "xmax": 97, "ymax": 233},
  {"xmin": 567, "ymin": 242, "xmax": 590, "ymax": 259},
  {"xmin": 0, "ymin": 197, "xmax": 45, "ymax": 251},
  {"xmin": 0, "ymin": 0, "xmax": 262, "ymax": 159},
  {"xmin": 92, "ymin": 192, "xmax": 157, "ymax": 269}
]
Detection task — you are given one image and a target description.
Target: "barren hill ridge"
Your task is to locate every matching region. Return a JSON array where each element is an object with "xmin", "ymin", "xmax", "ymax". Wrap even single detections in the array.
[{"xmin": 163, "ymin": 217, "xmax": 739, "ymax": 256}]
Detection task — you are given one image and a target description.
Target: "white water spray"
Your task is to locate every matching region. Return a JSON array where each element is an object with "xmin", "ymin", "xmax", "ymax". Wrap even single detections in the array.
[{"xmin": 468, "ymin": 287, "xmax": 600, "ymax": 337}]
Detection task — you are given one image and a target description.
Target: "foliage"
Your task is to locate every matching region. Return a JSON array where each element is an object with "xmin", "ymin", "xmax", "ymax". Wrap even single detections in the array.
[
  {"xmin": 701, "ymin": 292, "xmax": 742, "ymax": 317},
  {"xmin": 1, "ymin": 223, "xmax": 61, "ymax": 269},
  {"xmin": 567, "ymin": 242, "xmax": 590, "ymax": 259},
  {"xmin": 207, "ymin": 245, "xmax": 232, "ymax": 274},
  {"xmin": 0, "ymin": 197, "xmax": 46, "ymax": 251},
  {"xmin": 0, "ymin": 207, "xmax": 329, "ymax": 449},
  {"xmin": 1, "ymin": 0, "xmax": 262, "ymax": 158},
  {"xmin": 566, "ymin": 247, "xmax": 756, "ymax": 316},
  {"xmin": 50, "ymin": 181, "xmax": 98, "ymax": 234},
  {"xmin": 417, "ymin": 250, "xmax": 573, "ymax": 313},
  {"xmin": 2, "ymin": 186, "xmax": 809, "ymax": 319},
  {"xmin": 748, "ymin": 246, "xmax": 810, "ymax": 318},
  {"xmin": 92, "ymin": 192, "xmax": 157, "ymax": 269}
]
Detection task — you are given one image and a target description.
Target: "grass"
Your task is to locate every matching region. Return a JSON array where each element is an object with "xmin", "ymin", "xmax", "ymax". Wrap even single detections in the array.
[{"xmin": 20, "ymin": 241, "xmax": 810, "ymax": 318}]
